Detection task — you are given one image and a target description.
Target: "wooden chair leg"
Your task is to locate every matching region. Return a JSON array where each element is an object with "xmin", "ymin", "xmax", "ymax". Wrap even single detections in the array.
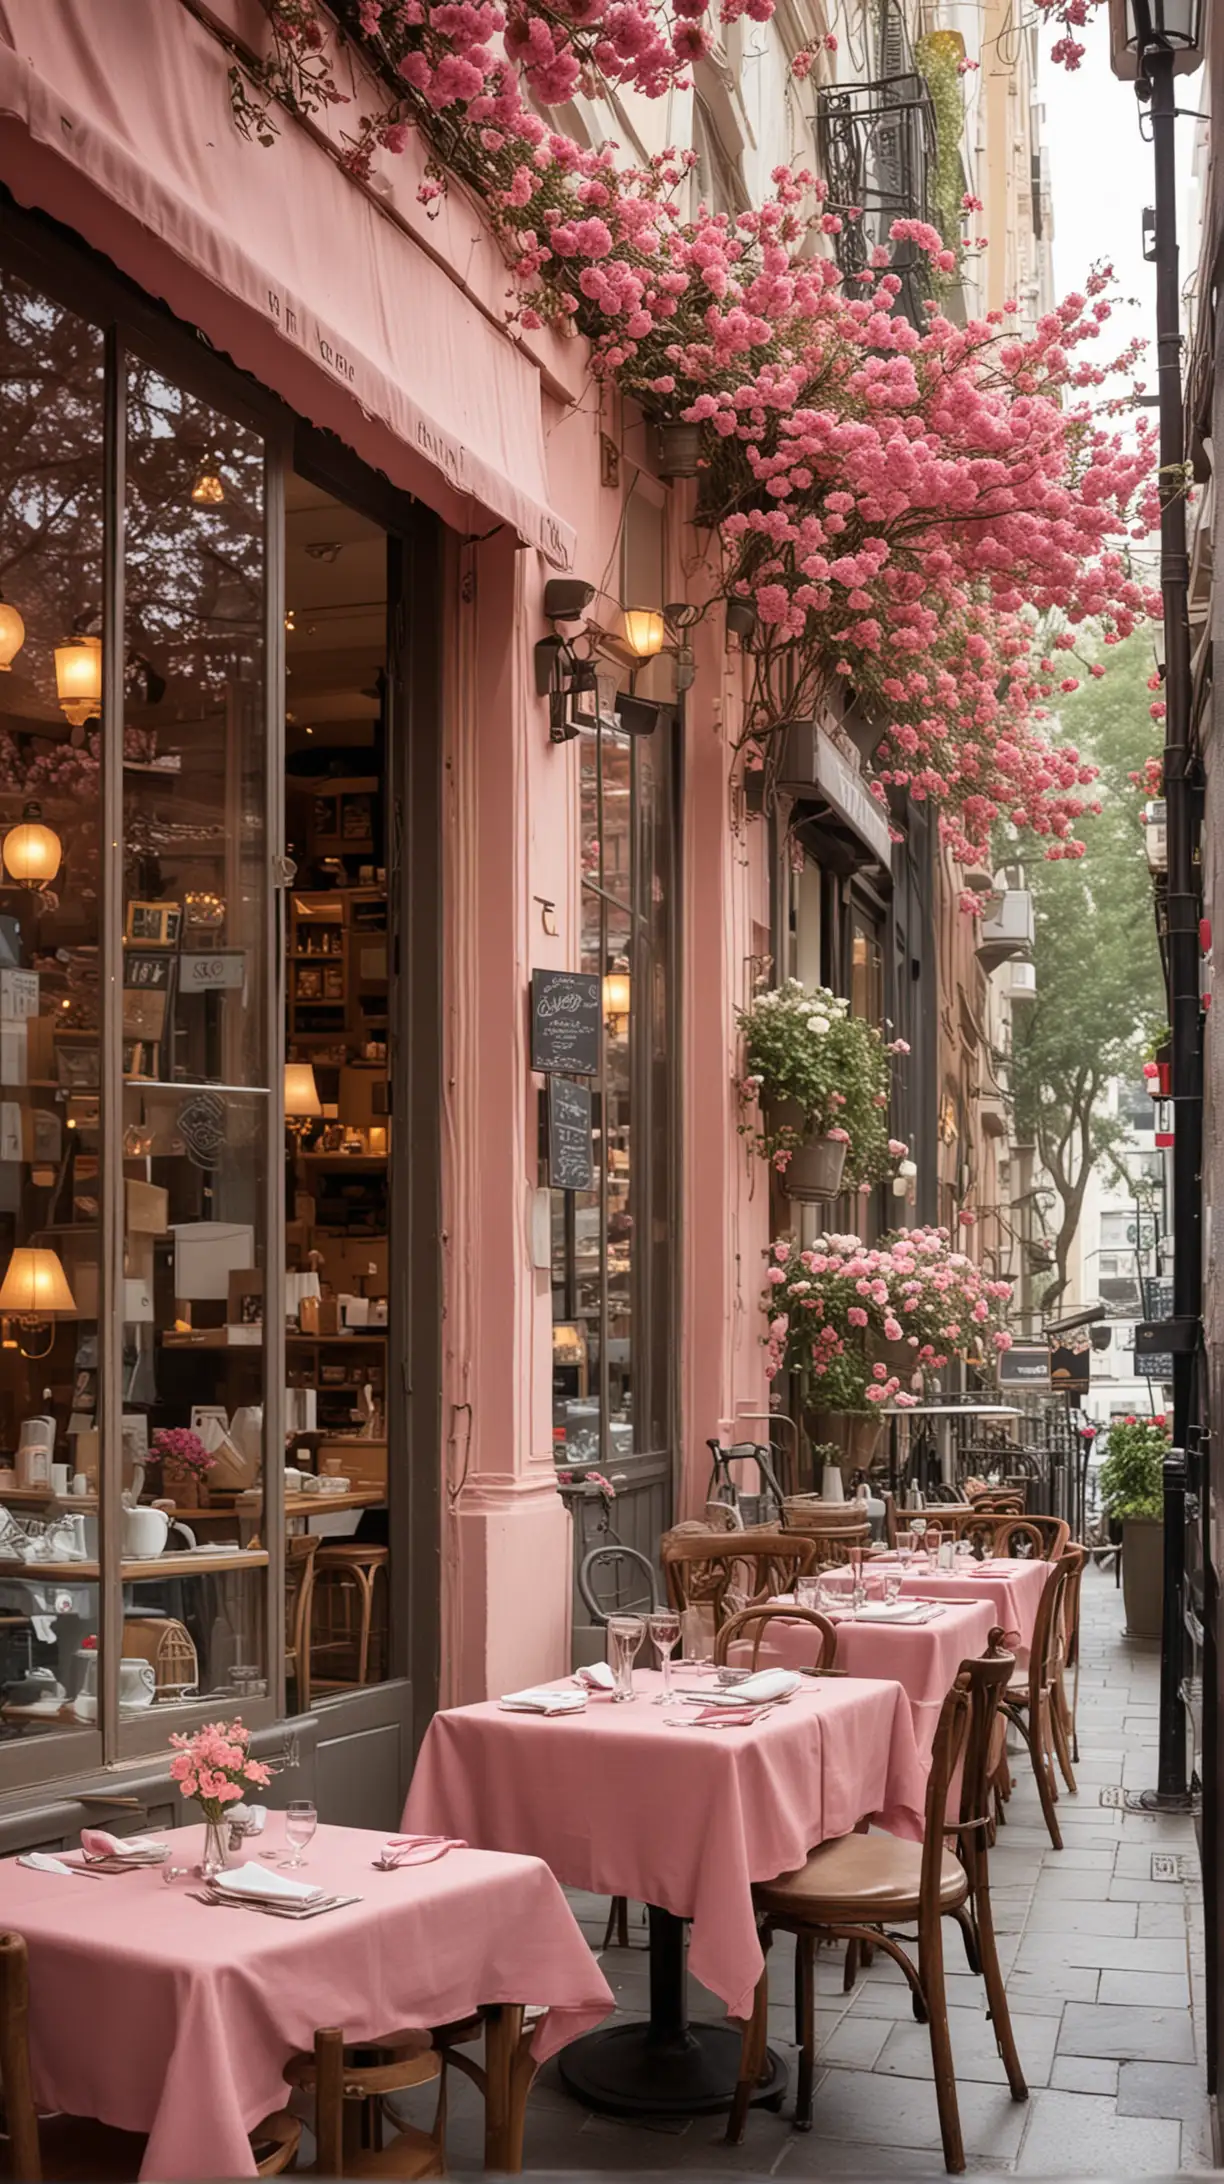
[
  {"xmin": 602, "ymin": 1896, "xmax": 629, "ymax": 1950},
  {"xmin": 843, "ymin": 1936, "xmax": 861, "ymax": 1991},
  {"xmin": 484, "ymin": 2004, "xmax": 532, "ymax": 2174},
  {"xmin": 972, "ymin": 1869, "xmax": 1027, "ymax": 2103},
  {"xmin": 795, "ymin": 1931, "xmax": 816, "ymax": 2132},
  {"xmin": 1051, "ymin": 1683, "xmax": 1077, "ymax": 1795},
  {"xmin": 1032, "ymin": 1696, "xmax": 1064, "ymax": 1850},
  {"xmin": 313, "ymin": 2028, "xmax": 346, "ymax": 2181},
  {"xmin": 919, "ymin": 1917, "xmax": 964, "ymax": 2174},
  {"xmin": 726, "ymin": 1949, "xmax": 771, "ymax": 2148}
]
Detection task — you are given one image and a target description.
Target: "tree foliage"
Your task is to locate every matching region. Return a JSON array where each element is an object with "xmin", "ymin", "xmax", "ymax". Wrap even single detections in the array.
[{"xmin": 1009, "ymin": 633, "xmax": 1166, "ymax": 1309}]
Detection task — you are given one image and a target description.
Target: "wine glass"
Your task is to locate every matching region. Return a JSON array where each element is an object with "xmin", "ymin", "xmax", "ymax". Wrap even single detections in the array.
[
  {"xmin": 647, "ymin": 1608, "xmax": 681, "ymax": 1703},
  {"xmin": 606, "ymin": 1614, "xmax": 645, "ymax": 1701},
  {"xmin": 281, "ymin": 1799, "xmax": 317, "ymax": 1869}
]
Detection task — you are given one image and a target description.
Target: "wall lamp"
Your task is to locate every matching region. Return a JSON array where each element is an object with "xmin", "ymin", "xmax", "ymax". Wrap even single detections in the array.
[{"xmin": 535, "ymin": 578, "xmax": 599, "ymax": 745}]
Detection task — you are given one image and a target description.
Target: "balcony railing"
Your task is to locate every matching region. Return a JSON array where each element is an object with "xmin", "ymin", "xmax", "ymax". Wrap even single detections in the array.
[{"xmin": 814, "ymin": 72, "xmax": 937, "ymax": 329}]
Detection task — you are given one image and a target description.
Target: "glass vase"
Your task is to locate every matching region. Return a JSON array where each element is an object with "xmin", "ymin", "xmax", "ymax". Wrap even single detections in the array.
[{"xmin": 199, "ymin": 1815, "xmax": 235, "ymax": 1879}]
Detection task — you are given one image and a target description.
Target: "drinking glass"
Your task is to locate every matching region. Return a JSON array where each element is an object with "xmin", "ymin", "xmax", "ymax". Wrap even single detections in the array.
[
  {"xmin": 796, "ymin": 1575, "xmax": 820, "ymax": 1612},
  {"xmin": 884, "ymin": 1572, "xmax": 903, "ymax": 1605},
  {"xmin": 647, "ymin": 1608, "xmax": 681, "ymax": 1703},
  {"xmin": 606, "ymin": 1614, "xmax": 645, "ymax": 1701},
  {"xmin": 895, "ymin": 1528, "xmax": 915, "ymax": 1566},
  {"xmin": 281, "ymin": 1799, "xmax": 318, "ymax": 1868}
]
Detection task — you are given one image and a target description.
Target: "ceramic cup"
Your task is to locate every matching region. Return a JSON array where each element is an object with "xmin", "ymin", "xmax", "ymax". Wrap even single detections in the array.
[{"xmin": 119, "ymin": 1658, "xmax": 156, "ymax": 1709}]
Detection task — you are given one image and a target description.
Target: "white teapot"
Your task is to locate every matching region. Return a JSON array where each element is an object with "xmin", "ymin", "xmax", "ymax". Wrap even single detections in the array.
[{"xmin": 123, "ymin": 1505, "xmax": 196, "ymax": 1559}]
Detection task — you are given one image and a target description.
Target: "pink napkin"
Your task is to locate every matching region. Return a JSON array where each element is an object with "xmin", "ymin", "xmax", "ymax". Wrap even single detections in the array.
[
  {"xmin": 689, "ymin": 1706, "xmax": 765, "ymax": 1728},
  {"xmin": 79, "ymin": 1829, "xmax": 166, "ymax": 1860},
  {"xmin": 378, "ymin": 1834, "xmax": 467, "ymax": 1867}
]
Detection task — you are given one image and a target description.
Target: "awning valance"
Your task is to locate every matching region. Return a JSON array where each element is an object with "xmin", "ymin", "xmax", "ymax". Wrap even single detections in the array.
[{"xmin": 0, "ymin": 0, "xmax": 575, "ymax": 567}]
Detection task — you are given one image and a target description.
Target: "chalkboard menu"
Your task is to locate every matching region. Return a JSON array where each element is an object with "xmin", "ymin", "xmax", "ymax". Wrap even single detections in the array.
[
  {"xmin": 530, "ymin": 970, "xmax": 601, "ymax": 1076},
  {"xmin": 548, "ymin": 1078, "xmax": 594, "ymax": 1191},
  {"xmin": 997, "ymin": 1343, "xmax": 1051, "ymax": 1391}
]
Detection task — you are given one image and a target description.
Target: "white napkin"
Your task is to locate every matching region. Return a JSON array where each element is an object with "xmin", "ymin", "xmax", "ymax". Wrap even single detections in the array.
[
  {"xmin": 853, "ymin": 1602, "xmax": 939, "ymax": 1623},
  {"xmin": 498, "ymin": 1685, "xmax": 588, "ymax": 1716},
  {"xmin": 212, "ymin": 1864, "xmax": 323, "ymax": 1904},
  {"xmin": 17, "ymin": 1852, "xmax": 73, "ymax": 1877},
  {"xmin": 574, "ymin": 1662, "xmax": 615, "ymax": 1692},
  {"xmin": 80, "ymin": 1829, "xmax": 168, "ymax": 1860},
  {"xmin": 697, "ymin": 1668, "xmax": 801, "ymax": 1707}
]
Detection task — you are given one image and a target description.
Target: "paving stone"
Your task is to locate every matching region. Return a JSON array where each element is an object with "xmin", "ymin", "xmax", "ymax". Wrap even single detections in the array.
[
  {"xmin": 1024, "ymin": 1899, "xmax": 1137, "ymax": 1935},
  {"xmin": 1136, "ymin": 1900, "xmax": 1191, "ymax": 1938},
  {"xmin": 1108, "ymin": 1873, "xmax": 1189, "ymax": 1902},
  {"xmin": 1027, "ymin": 1866, "xmax": 1114, "ymax": 1902},
  {"xmin": 1049, "ymin": 2056, "xmax": 1120, "ymax": 2096},
  {"xmin": 773, "ymin": 2139, "xmax": 953, "ymax": 2176},
  {"xmin": 1014, "ymin": 1932, "xmax": 1185, "ymax": 1975},
  {"xmin": 1004, "ymin": 1964, "xmax": 1100, "ymax": 2010},
  {"xmin": 1116, "ymin": 2060, "xmax": 1210, "ymax": 2121},
  {"xmin": 1058, "ymin": 2002, "xmax": 1195, "ymax": 2062},
  {"xmin": 789, "ymin": 2065, "xmax": 1029, "ymax": 2158},
  {"xmin": 815, "ymin": 2017, "xmax": 893, "ymax": 2070},
  {"xmin": 875, "ymin": 2005, "xmax": 1056, "ymax": 2089},
  {"xmin": 1097, "ymin": 1969, "xmax": 1191, "ymax": 2008},
  {"xmin": 1014, "ymin": 2088, "xmax": 1182, "ymax": 2174}
]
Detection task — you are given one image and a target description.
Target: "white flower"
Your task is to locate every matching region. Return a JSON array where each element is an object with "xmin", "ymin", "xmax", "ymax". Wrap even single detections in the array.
[{"xmin": 898, "ymin": 1159, "xmax": 917, "ymax": 1179}]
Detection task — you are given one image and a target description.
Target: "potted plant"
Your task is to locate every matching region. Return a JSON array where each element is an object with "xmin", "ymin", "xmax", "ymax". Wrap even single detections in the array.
[
  {"xmin": 760, "ymin": 1228, "xmax": 1012, "ymax": 1484},
  {"xmin": 738, "ymin": 979, "xmax": 904, "ymax": 1202},
  {"xmin": 152, "ymin": 1426, "xmax": 216, "ymax": 1510},
  {"xmin": 1098, "ymin": 1414, "xmax": 1168, "ymax": 1640}
]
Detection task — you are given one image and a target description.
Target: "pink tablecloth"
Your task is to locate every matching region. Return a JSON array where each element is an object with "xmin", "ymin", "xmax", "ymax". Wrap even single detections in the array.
[
  {"xmin": 403, "ymin": 1671, "xmax": 926, "ymax": 2022},
  {"xmin": 892, "ymin": 1556, "xmax": 1050, "ymax": 1655},
  {"xmin": 0, "ymin": 1823, "xmax": 612, "ymax": 2181},
  {"xmin": 739, "ymin": 1596, "xmax": 996, "ymax": 1762}
]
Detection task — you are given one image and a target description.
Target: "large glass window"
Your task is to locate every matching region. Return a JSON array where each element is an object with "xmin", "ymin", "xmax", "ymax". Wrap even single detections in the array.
[
  {"xmin": 0, "ymin": 269, "xmax": 104, "ymax": 1747},
  {"xmin": 551, "ymin": 700, "xmax": 674, "ymax": 1472}
]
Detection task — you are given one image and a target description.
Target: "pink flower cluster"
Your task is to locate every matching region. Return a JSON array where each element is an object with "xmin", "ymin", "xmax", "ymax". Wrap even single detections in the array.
[
  {"xmin": 152, "ymin": 1426, "xmax": 215, "ymax": 1478},
  {"xmin": 169, "ymin": 1718, "xmax": 272, "ymax": 1817},
  {"xmin": 761, "ymin": 1228, "xmax": 1013, "ymax": 1412}
]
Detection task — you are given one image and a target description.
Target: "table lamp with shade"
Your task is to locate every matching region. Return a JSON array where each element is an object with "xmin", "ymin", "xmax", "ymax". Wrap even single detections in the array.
[
  {"xmin": 0, "ymin": 1248, "xmax": 76, "ymax": 1359},
  {"xmin": 284, "ymin": 1063, "xmax": 322, "ymax": 1143}
]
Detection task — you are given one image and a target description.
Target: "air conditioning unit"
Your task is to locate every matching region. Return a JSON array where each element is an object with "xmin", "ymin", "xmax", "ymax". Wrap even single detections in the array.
[{"xmin": 1006, "ymin": 960, "xmax": 1037, "ymax": 1004}]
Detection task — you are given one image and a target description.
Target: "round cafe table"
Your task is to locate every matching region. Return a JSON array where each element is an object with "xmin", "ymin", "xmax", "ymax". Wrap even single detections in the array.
[{"xmin": 403, "ymin": 1667, "xmax": 927, "ymax": 2118}]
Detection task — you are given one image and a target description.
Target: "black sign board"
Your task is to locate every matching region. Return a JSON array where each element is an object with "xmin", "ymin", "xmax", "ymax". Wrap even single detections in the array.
[
  {"xmin": 530, "ymin": 970, "xmax": 601, "ymax": 1077},
  {"xmin": 997, "ymin": 1343, "xmax": 1052, "ymax": 1390},
  {"xmin": 548, "ymin": 1078, "xmax": 594, "ymax": 1192}
]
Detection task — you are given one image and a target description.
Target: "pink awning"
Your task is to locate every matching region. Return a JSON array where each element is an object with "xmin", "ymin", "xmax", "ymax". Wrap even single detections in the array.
[{"xmin": 0, "ymin": 0, "xmax": 575, "ymax": 567}]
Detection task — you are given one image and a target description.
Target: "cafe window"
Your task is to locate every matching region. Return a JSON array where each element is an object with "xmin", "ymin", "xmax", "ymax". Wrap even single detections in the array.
[
  {"xmin": 551, "ymin": 701, "xmax": 676, "ymax": 1474},
  {"xmin": 0, "ymin": 231, "xmax": 425, "ymax": 1777}
]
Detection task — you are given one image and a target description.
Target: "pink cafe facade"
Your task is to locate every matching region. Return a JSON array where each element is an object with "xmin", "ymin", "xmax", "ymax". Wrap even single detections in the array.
[{"xmin": 0, "ymin": 0, "xmax": 914, "ymax": 1837}]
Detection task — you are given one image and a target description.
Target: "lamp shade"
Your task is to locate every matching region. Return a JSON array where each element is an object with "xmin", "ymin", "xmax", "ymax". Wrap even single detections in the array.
[
  {"xmin": 54, "ymin": 635, "xmax": 102, "ymax": 726},
  {"xmin": 1109, "ymin": 0, "xmax": 1203, "ymax": 72},
  {"xmin": 0, "ymin": 1248, "xmax": 76, "ymax": 1316},
  {"xmin": 603, "ymin": 969, "xmax": 631, "ymax": 1020},
  {"xmin": 191, "ymin": 458, "xmax": 225, "ymax": 506},
  {"xmin": 3, "ymin": 803, "xmax": 62, "ymax": 887},
  {"xmin": 284, "ymin": 1062, "xmax": 322, "ymax": 1118},
  {"xmin": 0, "ymin": 599, "xmax": 25, "ymax": 672},
  {"xmin": 622, "ymin": 608, "xmax": 665, "ymax": 660}
]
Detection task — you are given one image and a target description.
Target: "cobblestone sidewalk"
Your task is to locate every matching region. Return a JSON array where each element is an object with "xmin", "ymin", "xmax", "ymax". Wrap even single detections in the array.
[{"xmin": 405, "ymin": 1565, "xmax": 1212, "ymax": 2175}]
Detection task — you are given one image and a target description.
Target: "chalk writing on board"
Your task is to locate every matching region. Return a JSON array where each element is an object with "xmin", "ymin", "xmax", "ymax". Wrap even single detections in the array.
[
  {"xmin": 548, "ymin": 1078, "xmax": 594, "ymax": 1191},
  {"xmin": 530, "ymin": 969, "xmax": 601, "ymax": 1076}
]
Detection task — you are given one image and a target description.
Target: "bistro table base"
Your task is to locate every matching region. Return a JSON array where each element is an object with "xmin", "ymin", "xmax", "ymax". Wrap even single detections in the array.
[
  {"xmin": 559, "ymin": 2019, "xmax": 786, "ymax": 2117},
  {"xmin": 558, "ymin": 1905, "xmax": 787, "ymax": 2118}
]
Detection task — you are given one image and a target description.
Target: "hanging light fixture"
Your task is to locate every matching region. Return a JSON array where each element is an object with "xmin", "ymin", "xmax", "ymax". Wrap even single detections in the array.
[
  {"xmin": 2, "ymin": 803, "xmax": 62, "ymax": 889},
  {"xmin": 190, "ymin": 455, "xmax": 225, "ymax": 507},
  {"xmin": 0, "ymin": 1247, "xmax": 76, "ymax": 1358},
  {"xmin": 54, "ymin": 634, "xmax": 102, "ymax": 727},
  {"xmin": 0, "ymin": 594, "xmax": 25, "ymax": 673},
  {"xmin": 602, "ymin": 963, "xmax": 631, "ymax": 1034},
  {"xmin": 622, "ymin": 608, "xmax": 665, "ymax": 660}
]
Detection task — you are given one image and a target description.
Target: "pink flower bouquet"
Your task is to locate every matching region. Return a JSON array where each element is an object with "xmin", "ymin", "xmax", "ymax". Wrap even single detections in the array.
[
  {"xmin": 169, "ymin": 1717, "xmax": 271, "ymax": 1823},
  {"xmin": 152, "ymin": 1426, "xmax": 216, "ymax": 1478}
]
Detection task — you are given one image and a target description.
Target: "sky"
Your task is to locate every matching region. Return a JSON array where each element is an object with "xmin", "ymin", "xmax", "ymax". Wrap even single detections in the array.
[{"xmin": 1039, "ymin": 8, "xmax": 1206, "ymax": 409}]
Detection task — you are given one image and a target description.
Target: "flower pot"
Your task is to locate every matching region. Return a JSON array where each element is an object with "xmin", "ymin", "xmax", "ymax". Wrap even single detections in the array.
[
  {"xmin": 1121, "ymin": 1516, "xmax": 1163, "ymax": 1641},
  {"xmin": 656, "ymin": 421, "xmax": 702, "ymax": 478},
  {"xmin": 807, "ymin": 1410, "xmax": 883, "ymax": 1473},
  {"xmin": 783, "ymin": 1134, "xmax": 847, "ymax": 1203}
]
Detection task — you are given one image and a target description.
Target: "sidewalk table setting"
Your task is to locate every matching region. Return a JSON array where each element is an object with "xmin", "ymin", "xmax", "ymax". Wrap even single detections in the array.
[
  {"xmin": 0, "ymin": 1818, "xmax": 612, "ymax": 2180},
  {"xmin": 887, "ymin": 1552, "xmax": 1051, "ymax": 1656},
  {"xmin": 739, "ymin": 1589, "xmax": 997, "ymax": 1763},
  {"xmin": 403, "ymin": 1659, "xmax": 926, "ymax": 2120}
]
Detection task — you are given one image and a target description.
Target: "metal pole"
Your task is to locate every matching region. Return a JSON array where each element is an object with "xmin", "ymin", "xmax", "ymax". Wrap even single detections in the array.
[{"xmin": 1129, "ymin": 40, "xmax": 1201, "ymax": 1811}]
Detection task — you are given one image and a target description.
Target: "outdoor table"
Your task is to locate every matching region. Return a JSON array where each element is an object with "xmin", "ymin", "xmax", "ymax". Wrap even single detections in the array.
[
  {"xmin": 740, "ymin": 1593, "xmax": 996, "ymax": 1762},
  {"xmin": 0, "ymin": 1822, "xmax": 612, "ymax": 2181},
  {"xmin": 403, "ymin": 1668, "xmax": 925, "ymax": 2120},
  {"xmin": 889, "ymin": 1554, "xmax": 1051, "ymax": 1656}
]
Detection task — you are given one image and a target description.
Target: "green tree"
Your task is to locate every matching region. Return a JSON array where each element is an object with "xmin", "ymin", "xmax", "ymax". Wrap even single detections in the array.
[{"xmin": 1008, "ymin": 635, "xmax": 1166, "ymax": 1312}]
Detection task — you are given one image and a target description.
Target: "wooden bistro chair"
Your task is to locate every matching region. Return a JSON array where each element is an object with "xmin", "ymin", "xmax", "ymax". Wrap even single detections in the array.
[
  {"xmin": 727, "ymin": 1638, "xmax": 1026, "ymax": 2173},
  {"xmin": 286, "ymin": 1533, "xmax": 319, "ymax": 1712},
  {"xmin": 713, "ymin": 1604, "xmax": 838, "ymax": 1677},
  {"xmin": 0, "ymin": 1931, "xmax": 299, "ymax": 2182},
  {"xmin": 660, "ymin": 1527, "xmax": 815, "ymax": 1633},
  {"xmin": 287, "ymin": 2026, "xmax": 446, "ymax": 2178},
  {"xmin": 995, "ymin": 1547, "xmax": 1084, "ymax": 1847},
  {"xmin": 780, "ymin": 1499, "xmax": 872, "ymax": 1567},
  {"xmin": 992, "ymin": 1515, "xmax": 1070, "ymax": 1563}
]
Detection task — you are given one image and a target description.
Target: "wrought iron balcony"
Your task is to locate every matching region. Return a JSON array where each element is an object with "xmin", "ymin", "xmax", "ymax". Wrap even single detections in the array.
[{"xmin": 814, "ymin": 73, "xmax": 937, "ymax": 330}]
